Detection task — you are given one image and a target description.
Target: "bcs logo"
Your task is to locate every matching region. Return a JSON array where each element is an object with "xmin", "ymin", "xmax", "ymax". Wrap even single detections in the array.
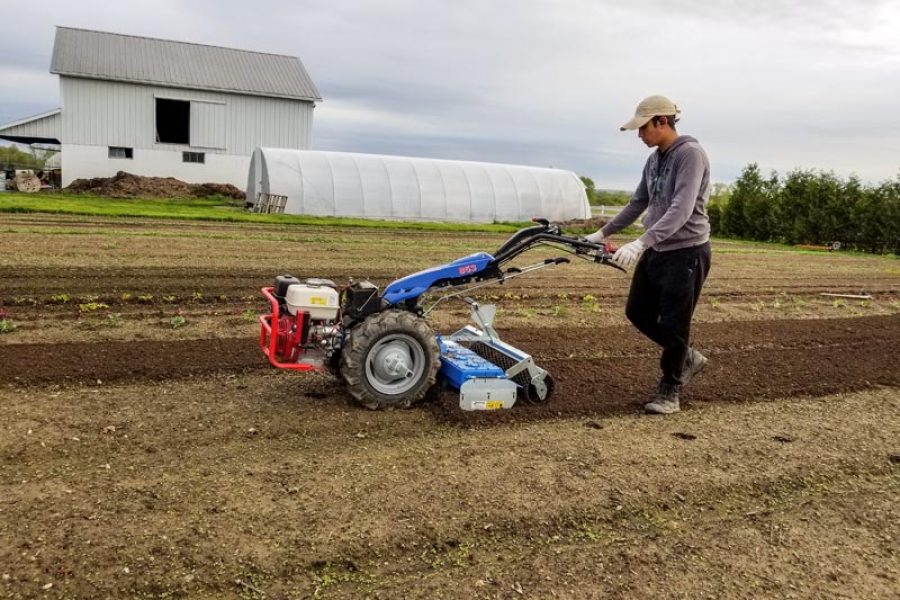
[{"xmin": 458, "ymin": 264, "xmax": 478, "ymax": 275}]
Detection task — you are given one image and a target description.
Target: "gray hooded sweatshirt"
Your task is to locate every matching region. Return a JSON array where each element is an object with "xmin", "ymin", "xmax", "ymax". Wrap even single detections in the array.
[{"xmin": 601, "ymin": 135, "xmax": 710, "ymax": 252}]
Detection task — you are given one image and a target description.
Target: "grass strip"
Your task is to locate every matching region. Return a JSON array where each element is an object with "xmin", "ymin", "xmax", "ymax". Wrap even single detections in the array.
[{"xmin": 0, "ymin": 192, "xmax": 544, "ymax": 233}]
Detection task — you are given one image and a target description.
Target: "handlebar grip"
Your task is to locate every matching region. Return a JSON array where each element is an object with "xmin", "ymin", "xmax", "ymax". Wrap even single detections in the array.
[{"xmin": 595, "ymin": 254, "xmax": 626, "ymax": 272}]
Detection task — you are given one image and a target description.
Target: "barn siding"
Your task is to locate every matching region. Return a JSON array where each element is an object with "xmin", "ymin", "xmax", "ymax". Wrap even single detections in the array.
[
  {"xmin": 0, "ymin": 110, "xmax": 62, "ymax": 140},
  {"xmin": 60, "ymin": 77, "xmax": 314, "ymax": 155}
]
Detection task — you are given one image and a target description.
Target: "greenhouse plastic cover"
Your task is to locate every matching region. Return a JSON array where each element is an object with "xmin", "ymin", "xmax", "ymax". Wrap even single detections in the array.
[{"xmin": 246, "ymin": 148, "xmax": 591, "ymax": 223}]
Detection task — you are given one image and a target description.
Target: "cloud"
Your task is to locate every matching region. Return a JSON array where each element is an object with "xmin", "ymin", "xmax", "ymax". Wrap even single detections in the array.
[
  {"xmin": 1, "ymin": 0, "xmax": 898, "ymax": 189},
  {"xmin": 0, "ymin": 66, "xmax": 58, "ymax": 122}
]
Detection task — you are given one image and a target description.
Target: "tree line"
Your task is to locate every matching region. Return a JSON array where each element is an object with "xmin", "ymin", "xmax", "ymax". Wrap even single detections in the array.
[
  {"xmin": 580, "ymin": 176, "xmax": 630, "ymax": 206},
  {"xmin": 708, "ymin": 164, "xmax": 898, "ymax": 254},
  {"xmin": 0, "ymin": 145, "xmax": 57, "ymax": 171},
  {"xmin": 582, "ymin": 168, "xmax": 898, "ymax": 254}
]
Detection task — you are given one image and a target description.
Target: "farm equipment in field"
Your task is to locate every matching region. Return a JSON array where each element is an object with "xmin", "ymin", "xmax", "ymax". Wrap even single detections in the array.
[{"xmin": 259, "ymin": 219, "xmax": 622, "ymax": 411}]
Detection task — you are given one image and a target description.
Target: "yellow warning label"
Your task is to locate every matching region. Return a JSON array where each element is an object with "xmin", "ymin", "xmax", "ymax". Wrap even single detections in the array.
[
  {"xmin": 485, "ymin": 401, "xmax": 503, "ymax": 410},
  {"xmin": 309, "ymin": 297, "xmax": 326, "ymax": 305}
]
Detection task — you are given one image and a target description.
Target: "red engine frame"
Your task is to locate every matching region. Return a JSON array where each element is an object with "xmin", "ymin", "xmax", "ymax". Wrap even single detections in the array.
[{"xmin": 258, "ymin": 287, "xmax": 322, "ymax": 371}]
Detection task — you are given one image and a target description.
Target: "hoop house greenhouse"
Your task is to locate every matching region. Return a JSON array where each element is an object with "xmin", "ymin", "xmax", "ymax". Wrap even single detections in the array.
[{"xmin": 246, "ymin": 148, "xmax": 591, "ymax": 223}]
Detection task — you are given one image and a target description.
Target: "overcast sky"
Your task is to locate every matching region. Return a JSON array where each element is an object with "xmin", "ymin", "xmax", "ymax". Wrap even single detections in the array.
[{"xmin": 2, "ymin": 0, "xmax": 898, "ymax": 190}]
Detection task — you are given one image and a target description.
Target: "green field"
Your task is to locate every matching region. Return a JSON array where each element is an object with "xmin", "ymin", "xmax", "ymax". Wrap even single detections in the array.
[{"xmin": 0, "ymin": 191, "xmax": 540, "ymax": 233}]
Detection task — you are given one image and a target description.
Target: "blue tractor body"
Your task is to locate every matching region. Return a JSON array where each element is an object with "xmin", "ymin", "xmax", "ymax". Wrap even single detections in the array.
[{"xmin": 382, "ymin": 252, "xmax": 495, "ymax": 305}]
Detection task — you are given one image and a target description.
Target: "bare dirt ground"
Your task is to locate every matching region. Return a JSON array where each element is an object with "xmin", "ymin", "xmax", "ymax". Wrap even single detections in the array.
[{"xmin": 1, "ymin": 213, "xmax": 898, "ymax": 599}]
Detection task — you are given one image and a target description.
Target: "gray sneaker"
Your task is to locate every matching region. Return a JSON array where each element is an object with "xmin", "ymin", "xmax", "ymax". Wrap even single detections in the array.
[
  {"xmin": 681, "ymin": 348, "xmax": 708, "ymax": 386},
  {"xmin": 644, "ymin": 382, "xmax": 681, "ymax": 415}
]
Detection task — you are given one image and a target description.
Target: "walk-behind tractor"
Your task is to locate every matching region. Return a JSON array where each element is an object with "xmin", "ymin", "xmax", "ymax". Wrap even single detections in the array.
[{"xmin": 259, "ymin": 219, "xmax": 622, "ymax": 411}]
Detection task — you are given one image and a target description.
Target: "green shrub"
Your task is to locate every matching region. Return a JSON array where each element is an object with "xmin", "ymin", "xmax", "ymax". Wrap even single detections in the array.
[{"xmin": 718, "ymin": 164, "xmax": 898, "ymax": 254}]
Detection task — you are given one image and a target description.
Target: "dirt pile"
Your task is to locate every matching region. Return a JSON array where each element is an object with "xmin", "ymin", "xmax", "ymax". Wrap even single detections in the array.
[{"xmin": 66, "ymin": 171, "xmax": 244, "ymax": 199}]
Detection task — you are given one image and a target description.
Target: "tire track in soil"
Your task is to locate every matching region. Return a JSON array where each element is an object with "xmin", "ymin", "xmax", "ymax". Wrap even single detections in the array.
[
  {"xmin": 0, "ymin": 338, "xmax": 265, "ymax": 386},
  {"xmin": 1, "ymin": 316, "xmax": 897, "ymax": 424}
]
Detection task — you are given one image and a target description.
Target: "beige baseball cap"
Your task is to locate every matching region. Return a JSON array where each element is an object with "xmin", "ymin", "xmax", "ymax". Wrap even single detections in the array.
[{"xmin": 620, "ymin": 95, "xmax": 680, "ymax": 131}]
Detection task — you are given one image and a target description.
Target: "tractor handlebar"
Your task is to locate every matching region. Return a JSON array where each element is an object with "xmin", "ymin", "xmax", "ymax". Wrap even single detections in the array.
[{"xmin": 491, "ymin": 220, "xmax": 624, "ymax": 272}]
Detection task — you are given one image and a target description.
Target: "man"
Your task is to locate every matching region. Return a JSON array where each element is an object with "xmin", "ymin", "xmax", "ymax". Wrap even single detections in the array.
[{"xmin": 586, "ymin": 95, "xmax": 711, "ymax": 414}]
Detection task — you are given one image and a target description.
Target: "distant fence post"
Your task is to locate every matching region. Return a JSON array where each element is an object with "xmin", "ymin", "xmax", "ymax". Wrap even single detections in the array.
[{"xmin": 591, "ymin": 205, "xmax": 624, "ymax": 218}]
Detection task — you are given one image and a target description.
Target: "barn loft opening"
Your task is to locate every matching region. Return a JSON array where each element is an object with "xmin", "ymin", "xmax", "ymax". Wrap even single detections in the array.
[{"xmin": 155, "ymin": 98, "xmax": 190, "ymax": 145}]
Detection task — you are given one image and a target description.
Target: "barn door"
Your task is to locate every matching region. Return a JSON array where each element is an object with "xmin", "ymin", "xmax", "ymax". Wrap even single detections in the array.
[{"xmin": 189, "ymin": 101, "xmax": 226, "ymax": 149}]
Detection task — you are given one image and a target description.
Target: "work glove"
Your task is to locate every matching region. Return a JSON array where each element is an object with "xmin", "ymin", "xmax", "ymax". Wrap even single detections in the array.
[
  {"xmin": 612, "ymin": 239, "xmax": 646, "ymax": 269},
  {"xmin": 584, "ymin": 230, "xmax": 605, "ymax": 244}
]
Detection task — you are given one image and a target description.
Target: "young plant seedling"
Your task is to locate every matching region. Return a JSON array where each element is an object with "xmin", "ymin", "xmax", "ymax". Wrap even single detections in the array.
[{"xmin": 79, "ymin": 302, "xmax": 110, "ymax": 313}]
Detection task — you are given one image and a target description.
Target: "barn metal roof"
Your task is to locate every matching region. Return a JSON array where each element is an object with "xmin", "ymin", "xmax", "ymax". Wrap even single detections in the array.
[
  {"xmin": 50, "ymin": 27, "xmax": 321, "ymax": 102},
  {"xmin": 0, "ymin": 108, "xmax": 62, "ymax": 145}
]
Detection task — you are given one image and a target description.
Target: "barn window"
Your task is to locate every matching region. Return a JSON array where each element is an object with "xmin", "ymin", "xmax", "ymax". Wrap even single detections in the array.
[
  {"xmin": 182, "ymin": 151, "xmax": 205, "ymax": 164},
  {"xmin": 155, "ymin": 98, "xmax": 190, "ymax": 144},
  {"xmin": 108, "ymin": 146, "xmax": 133, "ymax": 159}
]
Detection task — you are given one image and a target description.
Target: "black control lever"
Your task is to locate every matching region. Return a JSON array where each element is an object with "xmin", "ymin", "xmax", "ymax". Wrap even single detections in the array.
[
  {"xmin": 594, "ymin": 253, "xmax": 626, "ymax": 272},
  {"xmin": 569, "ymin": 237, "xmax": 625, "ymax": 271}
]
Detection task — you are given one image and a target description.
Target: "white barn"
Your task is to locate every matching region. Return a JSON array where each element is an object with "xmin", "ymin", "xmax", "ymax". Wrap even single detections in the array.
[
  {"xmin": 247, "ymin": 148, "xmax": 591, "ymax": 223},
  {"xmin": 0, "ymin": 27, "xmax": 320, "ymax": 188}
]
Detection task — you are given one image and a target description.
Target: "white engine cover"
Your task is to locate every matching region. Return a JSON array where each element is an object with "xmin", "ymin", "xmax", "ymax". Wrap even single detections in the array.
[{"xmin": 285, "ymin": 283, "xmax": 339, "ymax": 320}]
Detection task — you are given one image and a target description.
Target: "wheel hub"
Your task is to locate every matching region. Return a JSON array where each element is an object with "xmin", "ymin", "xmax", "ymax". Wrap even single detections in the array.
[
  {"xmin": 364, "ymin": 333, "xmax": 427, "ymax": 395},
  {"xmin": 372, "ymin": 341, "xmax": 413, "ymax": 381}
]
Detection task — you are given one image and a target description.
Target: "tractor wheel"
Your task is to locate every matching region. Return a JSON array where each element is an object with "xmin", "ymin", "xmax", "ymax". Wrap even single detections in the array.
[{"xmin": 340, "ymin": 310, "xmax": 440, "ymax": 410}]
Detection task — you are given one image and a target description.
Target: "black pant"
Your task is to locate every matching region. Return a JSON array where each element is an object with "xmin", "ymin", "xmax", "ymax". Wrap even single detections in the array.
[{"xmin": 625, "ymin": 242, "xmax": 711, "ymax": 386}]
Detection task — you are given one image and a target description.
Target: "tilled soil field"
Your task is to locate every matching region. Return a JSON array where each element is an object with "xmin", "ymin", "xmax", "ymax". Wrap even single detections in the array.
[
  {"xmin": 1, "ymin": 213, "xmax": 898, "ymax": 599},
  {"xmin": 1, "ymin": 317, "xmax": 897, "ymax": 424}
]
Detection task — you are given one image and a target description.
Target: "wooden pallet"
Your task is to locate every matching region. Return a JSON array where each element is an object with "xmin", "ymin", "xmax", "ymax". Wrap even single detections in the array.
[{"xmin": 252, "ymin": 193, "xmax": 288, "ymax": 214}]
